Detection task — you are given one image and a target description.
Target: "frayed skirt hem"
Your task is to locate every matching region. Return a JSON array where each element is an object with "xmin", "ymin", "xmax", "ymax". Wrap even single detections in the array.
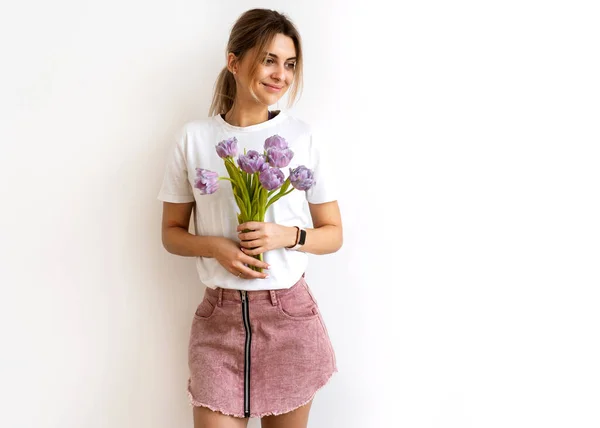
[{"xmin": 187, "ymin": 368, "xmax": 338, "ymax": 419}]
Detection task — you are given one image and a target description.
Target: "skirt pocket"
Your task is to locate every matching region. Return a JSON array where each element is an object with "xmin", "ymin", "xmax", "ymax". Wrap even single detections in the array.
[
  {"xmin": 276, "ymin": 282, "xmax": 320, "ymax": 321},
  {"xmin": 193, "ymin": 292, "xmax": 219, "ymax": 320}
]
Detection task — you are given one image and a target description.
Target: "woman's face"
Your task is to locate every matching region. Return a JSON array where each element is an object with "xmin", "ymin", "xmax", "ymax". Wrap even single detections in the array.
[{"xmin": 232, "ymin": 33, "xmax": 297, "ymax": 107}]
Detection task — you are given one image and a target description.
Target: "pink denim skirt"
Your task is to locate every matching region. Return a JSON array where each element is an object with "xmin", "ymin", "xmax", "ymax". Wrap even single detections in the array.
[{"xmin": 187, "ymin": 274, "xmax": 338, "ymax": 418}]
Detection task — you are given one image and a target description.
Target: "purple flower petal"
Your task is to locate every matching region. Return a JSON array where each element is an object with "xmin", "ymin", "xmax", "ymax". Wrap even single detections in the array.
[
  {"xmin": 289, "ymin": 165, "xmax": 315, "ymax": 191},
  {"xmin": 216, "ymin": 137, "xmax": 238, "ymax": 158},
  {"xmin": 264, "ymin": 134, "xmax": 288, "ymax": 150},
  {"xmin": 259, "ymin": 167, "xmax": 285, "ymax": 191},
  {"xmin": 194, "ymin": 168, "xmax": 219, "ymax": 194},
  {"xmin": 237, "ymin": 150, "xmax": 267, "ymax": 174},
  {"xmin": 266, "ymin": 148, "xmax": 294, "ymax": 168}
]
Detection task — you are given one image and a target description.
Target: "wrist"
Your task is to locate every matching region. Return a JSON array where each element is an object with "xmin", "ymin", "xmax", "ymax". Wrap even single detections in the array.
[
  {"xmin": 286, "ymin": 226, "xmax": 306, "ymax": 251},
  {"xmin": 204, "ymin": 236, "xmax": 227, "ymax": 258},
  {"xmin": 286, "ymin": 226, "xmax": 300, "ymax": 248}
]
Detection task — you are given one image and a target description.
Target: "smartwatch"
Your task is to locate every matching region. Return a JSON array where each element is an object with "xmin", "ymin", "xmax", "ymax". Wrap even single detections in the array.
[{"xmin": 288, "ymin": 227, "xmax": 307, "ymax": 250}]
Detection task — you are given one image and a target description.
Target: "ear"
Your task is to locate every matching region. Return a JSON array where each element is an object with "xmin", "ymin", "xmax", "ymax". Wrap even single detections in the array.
[{"xmin": 227, "ymin": 52, "xmax": 238, "ymax": 75}]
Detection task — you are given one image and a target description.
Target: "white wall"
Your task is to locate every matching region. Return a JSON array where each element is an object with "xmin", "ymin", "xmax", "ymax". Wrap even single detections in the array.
[{"xmin": 1, "ymin": 0, "xmax": 599, "ymax": 427}]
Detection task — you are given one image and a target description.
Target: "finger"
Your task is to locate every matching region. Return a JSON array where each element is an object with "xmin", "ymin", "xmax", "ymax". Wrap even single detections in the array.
[
  {"xmin": 239, "ymin": 239, "xmax": 263, "ymax": 249},
  {"xmin": 242, "ymin": 253, "xmax": 270, "ymax": 270},
  {"xmin": 238, "ymin": 264, "xmax": 269, "ymax": 279},
  {"xmin": 232, "ymin": 269, "xmax": 246, "ymax": 279},
  {"xmin": 241, "ymin": 246, "xmax": 266, "ymax": 256},
  {"xmin": 237, "ymin": 222, "xmax": 262, "ymax": 232},
  {"xmin": 238, "ymin": 231, "xmax": 261, "ymax": 241}
]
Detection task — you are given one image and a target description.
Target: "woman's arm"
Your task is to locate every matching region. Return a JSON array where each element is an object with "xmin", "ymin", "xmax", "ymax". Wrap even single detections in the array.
[
  {"xmin": 161, "ymin": 201, "xmax": 219, "ymax": 257},
  {"xmin": 302, "ymin": 200, "xmax": 343, "ymax": 255},
  {"xmin": 237, "ymin": 200, "xmax": 343, "ymax": 256}
]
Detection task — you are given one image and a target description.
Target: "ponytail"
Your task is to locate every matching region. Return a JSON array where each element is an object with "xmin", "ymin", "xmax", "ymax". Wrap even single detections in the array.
[{"xmin": 208, "ymin": 67, "xmax": 237, "ymax": 116}]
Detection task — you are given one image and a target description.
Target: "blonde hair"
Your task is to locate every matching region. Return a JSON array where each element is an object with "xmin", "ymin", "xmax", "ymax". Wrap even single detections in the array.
[{"xmin": 209, "ymin": 9, "xmax": 304, "ymax": 116}]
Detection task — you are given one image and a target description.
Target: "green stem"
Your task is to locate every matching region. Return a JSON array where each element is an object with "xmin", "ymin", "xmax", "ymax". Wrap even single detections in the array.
[
  {"xmin": 225, "ymin": 158, "xmax": 251, "ymax": 216},
  {"xmin": 266, "ymin": 188, "xmax": 295, "ymax": 210},
  {"xmin": 261, "ymin": 186, "xmax": 268, "ymax": 220}
]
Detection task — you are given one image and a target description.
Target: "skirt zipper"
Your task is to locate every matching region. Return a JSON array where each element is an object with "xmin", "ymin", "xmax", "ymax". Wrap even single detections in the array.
[{"xmin": 240, "ymin": 290, "xmax": 251, "ymax": 418}]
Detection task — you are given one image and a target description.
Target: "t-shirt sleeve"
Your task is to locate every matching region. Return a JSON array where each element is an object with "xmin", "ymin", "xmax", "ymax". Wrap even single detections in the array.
[
  {"xmin": 305, "ymin": 130, "xmax": 339, "ymax": 204},
  {"xmin": 157, "ymin": 126, "xmax": 195, "ymax": 203}
]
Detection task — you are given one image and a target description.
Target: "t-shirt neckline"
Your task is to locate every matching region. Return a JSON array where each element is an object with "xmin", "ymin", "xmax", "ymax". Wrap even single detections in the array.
[{"xmin": 215, "ymin": 110, "xmax": 286, "ymax": 133}]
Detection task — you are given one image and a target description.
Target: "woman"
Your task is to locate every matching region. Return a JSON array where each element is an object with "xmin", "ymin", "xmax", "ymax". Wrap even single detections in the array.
[{"xmin": 157, "ymin": 8, "xmax": 343, "ymax": 428}]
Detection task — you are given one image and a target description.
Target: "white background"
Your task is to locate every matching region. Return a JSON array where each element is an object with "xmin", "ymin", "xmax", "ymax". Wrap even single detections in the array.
[{"xmin": 1, "ymin": 1, "xmax": 599, "ymax": 427}]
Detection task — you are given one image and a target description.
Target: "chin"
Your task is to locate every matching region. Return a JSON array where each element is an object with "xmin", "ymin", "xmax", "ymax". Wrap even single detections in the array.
[{"xmin": 257, "ymin": 95, "xmax": 283, "ymax": 107}]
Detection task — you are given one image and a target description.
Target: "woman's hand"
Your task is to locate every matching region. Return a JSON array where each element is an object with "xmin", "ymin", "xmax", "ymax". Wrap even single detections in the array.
[
  {"xmin": 211, "ymin": 237, "xmax": 270, "ymax": 279},
  {"xmin": 237, "ymin": 222, "xmax": 297, "ymax": 256}
]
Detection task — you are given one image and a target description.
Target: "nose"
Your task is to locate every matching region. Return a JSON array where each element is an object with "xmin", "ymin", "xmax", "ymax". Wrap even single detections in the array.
[{"xmin": 272, "ymin": 63, "xmax": 285, "ymax": 81}]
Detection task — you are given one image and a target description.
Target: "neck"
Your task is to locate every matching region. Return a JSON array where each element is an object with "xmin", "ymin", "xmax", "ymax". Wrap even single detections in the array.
[{"xmin": 224, "ymin": 101, "xmax": 270, "ymax": 127}]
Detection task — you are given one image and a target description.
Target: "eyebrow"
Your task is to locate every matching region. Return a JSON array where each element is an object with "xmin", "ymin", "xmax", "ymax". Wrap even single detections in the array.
[{"xmin": 265, "ymin": 53, "xmax": 297, "ymax": 61}]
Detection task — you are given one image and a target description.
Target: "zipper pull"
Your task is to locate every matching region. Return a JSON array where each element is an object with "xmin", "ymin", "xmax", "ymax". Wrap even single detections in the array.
[{"xmin": 241, "ymin": 290, "xmax": 246, "ymax": 302}]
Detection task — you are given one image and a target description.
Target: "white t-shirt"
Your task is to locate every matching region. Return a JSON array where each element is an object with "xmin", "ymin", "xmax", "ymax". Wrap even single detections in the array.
[{"xmin": 157, "ymin": 111, "xmax": 337, "ymax": 290}]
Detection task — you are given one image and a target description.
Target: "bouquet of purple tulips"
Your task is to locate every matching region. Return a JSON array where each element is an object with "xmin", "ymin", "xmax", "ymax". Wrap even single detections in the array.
[{"xmin": 194, "ymin": 135, "xmax": 315, "ymax": 271}]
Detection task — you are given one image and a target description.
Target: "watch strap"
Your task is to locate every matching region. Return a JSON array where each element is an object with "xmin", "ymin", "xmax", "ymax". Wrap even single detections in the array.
[{"xmin": 287, "ymin": 227, "xmax": 306, "ymax": 250}]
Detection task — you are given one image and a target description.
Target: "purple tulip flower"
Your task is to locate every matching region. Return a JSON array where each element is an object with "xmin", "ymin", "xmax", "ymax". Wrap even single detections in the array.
[
  {"xmin": 194, "ymin": 168, "xmax": 219, "ymax": 194},
  {"xmin": 216, "ymin": 137, "xmax": 238, "ymax": 158},
  {"xmin": 289, "ymin": 165, "xmax": 315, "ymax": 191},
  {"xmin": 267, "ymin": 147, "xmax": 294, "ymax": 168},
  {"xmin": 264, "ymin": 134, "xmax": 288, "ymax": 150},
  {"xmin": 237, "ymin": 150, "xmax": 267, "ymax": 174},
  {"xmin": 259, "ymin": 167, "xmax": 285, "ymax": 191}
]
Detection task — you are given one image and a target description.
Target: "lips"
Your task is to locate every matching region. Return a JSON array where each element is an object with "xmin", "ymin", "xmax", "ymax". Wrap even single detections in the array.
[{"xmin": 262, "ymin": 83, "xmax": 283, "ymax": 90}]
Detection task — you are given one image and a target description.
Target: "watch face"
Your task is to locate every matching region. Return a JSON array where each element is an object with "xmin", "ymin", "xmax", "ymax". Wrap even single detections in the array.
[{"xmin": 298, "ymin": 229, "xmax": 307, "ymax": 245}]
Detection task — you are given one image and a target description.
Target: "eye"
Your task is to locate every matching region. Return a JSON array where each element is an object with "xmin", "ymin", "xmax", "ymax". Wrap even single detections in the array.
[
  {"xmin": 264, "ymin": 57, "xmax": 274, "ymax": 65},
  {"xmin": 286, "ymin": 62, "xmax": 297, "ymax": 70}
]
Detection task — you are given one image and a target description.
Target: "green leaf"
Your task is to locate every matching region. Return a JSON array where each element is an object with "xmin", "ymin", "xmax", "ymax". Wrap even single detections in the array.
[
  {"xmin": 224, "ymin": 158, "xmax": 252, "ymax": 216},
  {"xmin": 234, "ymin": 193, "xmax": 247, "ymax": 219},
  {"xmin": 279, "ymin": 177, "xmax": 291, "ymax": 194},
  {"xmin": 266, "ymin": 188, "xmax": 295, "ymax": 210}
]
